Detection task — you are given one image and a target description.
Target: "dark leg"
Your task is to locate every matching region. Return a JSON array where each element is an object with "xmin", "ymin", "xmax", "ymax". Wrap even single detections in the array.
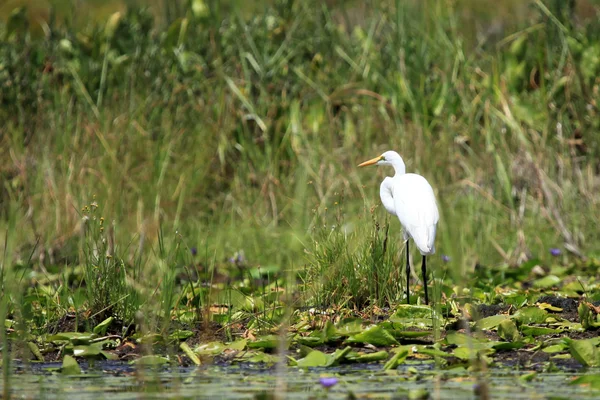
[
  {"xmin": 405, "ymin": 240, "xmax": 410, "ymax": 304},
  {"xmin": 422, "ymin": 255, "xmax": 429, "ymax": 305}
]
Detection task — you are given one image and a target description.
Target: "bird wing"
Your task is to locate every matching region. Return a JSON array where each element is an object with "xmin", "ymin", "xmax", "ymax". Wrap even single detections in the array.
[{"xmin": 392, "ymin": 174, "xmax": 439, "ymax": 255}]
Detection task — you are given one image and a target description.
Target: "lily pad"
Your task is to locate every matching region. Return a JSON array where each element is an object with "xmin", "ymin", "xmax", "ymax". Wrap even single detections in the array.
[
  {"xmin": 346, "ymin": 351, "xmax": 389, "ymax": 363},
  {"xmin": 346, "ymin": 325, "xmax": 398, "ymax": 347},
  {"xmin": 475, "ymin": 314, "xmax": 509, "ymax": 330},
  {"xmin": 247, "ymin": 335, "xmax": 279, "ymax": 350},
  {"xmin": 497, "ymin": 319, "xmax": 520, "ymax": 342},
  {"xmin": 93, "ymin": 317, "xmax": 114, "ymax": 335},
  {"xmin": 532, "ymin": 275, "xmax": 561, "ymax": 289},
  {"xmin": 389, "ymin": 305, "xmax": 437, "ymax": 328},
  {"xmin": 169, "ymin": 330, "xmax": 194, "ymax": 340},
  {"xmin": 61, "ymin": 355, "xmax": 81, "ymax": 376},
  {"xmin": 131, "ymin": 355, "xmax": 170, "ymax": 366},
  {"xmin": 383, "ymin": 349, "xmax": 408, "ymax": 370},
  {"xmin": 514, "ymin": 307, "xmax": 548, "ymax": 324},
  {"xmin": 296, "ymin": 350, "xmax": 328, "ymax": 368},
  {"xmin": 520, "ymin": 326, "xmax": 560, "ymax": 336},
  {"xmin": 567, "ymin": 338, "xmax": 600, "ymax": 367},
  {"xmin": 180, "ymin": 342, "xmax": 201, "ymax": 365},
  {"xmin": 48, "ymin": 332, "xmax": 97, "ymax": 345},
  {"xmin": 194, "ymin": 341, "xmax": 225, "ymax": 355},
  {"xmin": 336, "ymin": 318, "xmax": 364, "ymax": 336}
]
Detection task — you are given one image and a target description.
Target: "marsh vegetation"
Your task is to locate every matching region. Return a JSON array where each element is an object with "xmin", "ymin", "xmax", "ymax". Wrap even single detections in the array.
[{"xmin": 1, "ymin": 0, "xmax": 600, "ymax": 398}]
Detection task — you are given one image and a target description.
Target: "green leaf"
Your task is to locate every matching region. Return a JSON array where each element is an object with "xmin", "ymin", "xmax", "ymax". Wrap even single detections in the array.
[
  {"xmin": 71, "ymin": 343, "xmax": 103, "ymax": 358},
  {"xmin": 475, "ymin": 314, "xmax": 509, "ymax": 330},
  {"xmin": 578, "ymin": 302, "xmax": 600, "ymax": 330},
  {"xmin": 389, "ymin": 305, "xmax": 437, "ymax": 328},
  {"xmin": 227, "ymin": 339, "xmax": 247, "ymax": 351},
  {"xmin": 131, "ymin": 355, "xmax": 170, "ymax": 366},
  {"xmin": 570, "ymin": 374, "xmax": 600, "ymax": 389},
  {"xmin": 497, "ymin": 319, "xmax": 521, "ymax": 342},
  {"xmin": 347, "ymin": 325, "xmax": 398, "ymax": 347},
  {"xmin": 61, "ymin": 355, "xmax": 81, "ymax": 376},
  {"xmin": 296, "ymin": 350, "xmax": 328, "ymax": 368},
  {"xmin": 169, "ymin": 330, "xmax": 194, "ymax": 341},
  {"xmin": 532, "ymin": 275, "xmax": 561, "ymax": 289},
  {"xmin": 194, "ymin": 342, "xmax": 225, "ymax": 356},
  {"xmin": 242, "ymin": 351, "xmax": 278, "ymax": 364},
  {"xmin": 348, "ymin": 351, "xmax": 389, "ymax": 363},
  {"xmin": 383, "ymin": 349, "xmax": 408, "ymax": 370},
  {"xmin": 28, "ymin": 342, "xmax": 44, "ymax": 362},
  {"xmin": 492, "ymin": 341, "xmax": 525, "ymax": 350},
  {"xmin": 520, "ymin": 326, "xmax": 560, "ymax": 336},
  {"xmin": 180, "ymin": 342, "xmax": 201, "ymax": 366},
  {"xmin": 520, "ymin": 371, "xmax": 537, "ymax": 382},
  {"xmin": 513, "ymin": 307, "xmax": 548, "ymax": 324},
  {"xmin": 247, "ymin": 335, "xmax": 279, "ymax": 350},
  {"xmin": 336, "ymin": 318, "xmax": 364, "ymax": 336},
  {"xmin": 93, "ymin": 317, "xmax": 114, "ymax": 336},
  {"xmin": 48, "ymin": 332, "xmax": 97, "ymax": 345},
  {"xmin": 543, "ymin": 344, "xmax": 568, "ymax": 354},
  {"xmin": 568, "ymin": 338, "xmax": 600, "ymax": 367},
  {"xmin": 326, "ymin": 346, "xmax": 352, "ymax": 367}
]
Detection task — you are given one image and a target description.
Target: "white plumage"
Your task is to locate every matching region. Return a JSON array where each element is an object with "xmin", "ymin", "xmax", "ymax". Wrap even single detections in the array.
[{"xmin": 359, "ymin": 150, "xmax": 439, "ymax": 304}]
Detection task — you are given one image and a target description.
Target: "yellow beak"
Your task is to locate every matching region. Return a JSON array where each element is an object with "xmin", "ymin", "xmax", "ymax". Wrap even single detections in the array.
[{"xmin": 358, "ymin": 156, "xmax": 382, "ymax": 167}]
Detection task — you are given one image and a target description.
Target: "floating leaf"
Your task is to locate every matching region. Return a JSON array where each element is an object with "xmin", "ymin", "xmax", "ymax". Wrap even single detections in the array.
[
  {"xmin": 349, "ymin": 351, "xmax": 389, "ymax": 363},
  {"xmin": 194, "ymin": 341, "xmax": 225, "ymax": 356},
  {"xmin": 543, "ymin": 344, "xmax": 568, "ymax": 354},
  {"xmin": 520, "ymin": 326, "xmax": 560, "ymax": 336},
  {"xmin": 71, "ymin": 343, "xmax": 103, "ymax": 358},
  {"xmin": 532, "ymin": 275, "xmax": 561, "ymax": 289},
  {"xmin": 492, "ymin": 341, "xmax": 525, "ymax": 350},
  {"xmin": 296, "ymin": 350, "xmax": 328, "ymax": 368},
  {"xmin": 93, "ymin": 317, "xmax": 114, "ymax": 336},
  {"xmin": 497, "ymin": 319, "xmax": 520, "ymax": 342},
  {"xmin": 137, "ymin": 333, "xmax": 164, "ymax": 345},
  {"xmin": 61, "ymin": 355, "xmax": 81, "ymax": 376},
  {"xmin": 180, "ymin": 342, "xmax": 201, "ymax": 366},
  {"xmin": 28, "ymin": 342, "xmax": 44, "ymax": 361},
  {"xmin": 513, "ymin": 307, "xmax": 548, "ymax": 324},
  {"xmin": 389, "ymin": 305, "xmax": 437, "ymax": 328},
  {"xmin": 227, "ymin": 339, "xmax": 247, "ymax": 351},
  {"xmin": 169, "ymin": 330, "xmax": 194, "ymax": 341},
  {"xmin": 242, "ymin": 351, "xmax": 278, "ymax": 364},
  {"xmin": 48, "ymin": 332, "xmax": 97, "ymax": 345},
  {"xmin": 326, "ymin": 346, "xmax": 352, "ymax": 367},
  {"xmin": 383, "ymin": 349, "xmax": 408, "ymax": 370},
  {"xmin": 520, "ymin": 371, "xmax": 537, "ymax": 382},
  {"xmin": 570, "ymin": 374, "xmax": 600, "ymax": 389},
  {"xmin": 567, "ymin": 338, "xmax": 600, "ymax": 367},
  {"xmin": 247, "ymin": 335, "xmax": 279, "ymax": 350},
  {"xmin": 347, "ymin": 325, "xmax": 398, "ymax": 347},
  {"xmin": 476, "ymin": 314, "xmax": 509, "ymax": 330},
  {"xmin": 336, "ymin": 318, "xmax": 364, "ymax": 336},
  {"xmin": 578, "ymin": 302, "xmax": 600, "ymax": 330},
  {"xmin": 131, "ymin": 355, "xmax": 170, "ymax": 366}
]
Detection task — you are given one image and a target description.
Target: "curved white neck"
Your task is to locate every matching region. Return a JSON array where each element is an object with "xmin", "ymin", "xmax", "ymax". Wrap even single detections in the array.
[{"xmin": 390, "ymin": 159, "xmax": 406, "ymax": 177}]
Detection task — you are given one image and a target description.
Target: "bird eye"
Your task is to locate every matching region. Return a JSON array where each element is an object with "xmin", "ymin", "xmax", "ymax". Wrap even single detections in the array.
[{"xmin": 380, "ymin": 156, "xmax": 386, "ymax": 161}]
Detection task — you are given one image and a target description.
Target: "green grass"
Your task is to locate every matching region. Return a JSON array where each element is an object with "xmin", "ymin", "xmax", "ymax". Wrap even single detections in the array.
[{"xmin": 0, "ymin": 0, "xmax": 599, "ymax": 357}]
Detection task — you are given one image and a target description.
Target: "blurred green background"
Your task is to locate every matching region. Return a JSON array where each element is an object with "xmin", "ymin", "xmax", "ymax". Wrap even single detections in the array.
[{"xmin": 0, "ymin": 0, "xmax": 599, "ymax": 305}]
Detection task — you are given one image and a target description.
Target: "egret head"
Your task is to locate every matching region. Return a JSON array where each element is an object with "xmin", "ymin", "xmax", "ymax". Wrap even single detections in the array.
[{"xmin": 358, "ymin": 151, "xmax": 403, "ymax": 167}]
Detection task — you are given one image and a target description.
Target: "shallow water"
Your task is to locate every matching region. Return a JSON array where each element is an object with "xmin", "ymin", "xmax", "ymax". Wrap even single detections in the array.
[{"xmin": 4, "ymin": 360, "xmax": 599, "ymax": 399}]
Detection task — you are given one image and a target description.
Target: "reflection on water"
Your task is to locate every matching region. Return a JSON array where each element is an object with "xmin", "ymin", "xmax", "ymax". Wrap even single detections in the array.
[{"xmin": 4, "ymin": 360, "xmax": 600, "ymax": 399}]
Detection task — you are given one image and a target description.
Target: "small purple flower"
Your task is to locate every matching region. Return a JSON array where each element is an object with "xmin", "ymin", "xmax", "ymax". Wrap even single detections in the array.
[
  {"xmin": 191, "ymin": 247, "xmax": 197, "ymax": 256},
  {"xmin": 550, "ymin": 248, "xmax": 561, "ymax": 257},
  {"xmin": 442, "ymin": 255, "xmax": 450, "ymax": 263},
  {"xmin": 319, "ymin": 377, "xmax": 338, "ymax": 388}
]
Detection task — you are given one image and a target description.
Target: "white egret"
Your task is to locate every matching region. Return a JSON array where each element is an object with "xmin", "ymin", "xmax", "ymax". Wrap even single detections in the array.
[{"xmin": 358, "ymin": 151, "xmax": 439, "ymax": 305}]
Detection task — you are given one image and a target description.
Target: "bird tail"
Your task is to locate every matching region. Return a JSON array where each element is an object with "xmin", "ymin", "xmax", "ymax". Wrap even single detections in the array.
[{"xmin": 412, "ymin": 224, "xmax": 436, "ymax": 255}]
